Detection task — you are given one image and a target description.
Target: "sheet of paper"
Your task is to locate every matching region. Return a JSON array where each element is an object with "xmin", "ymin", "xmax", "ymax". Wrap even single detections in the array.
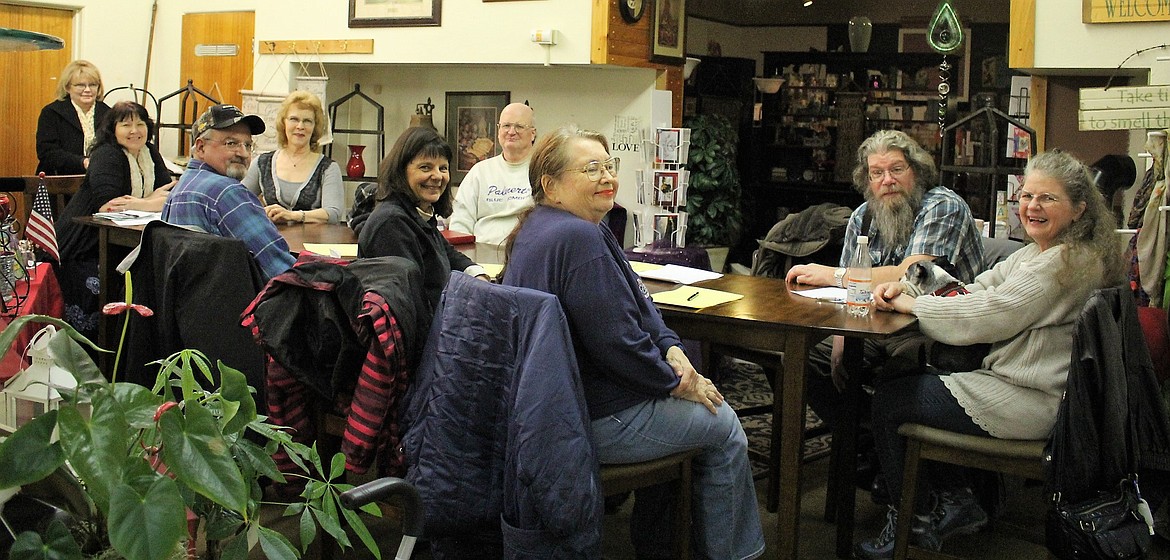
[
  {"xmin": 636, "ymin": 263, "xmax": 723, "ymax": 285},
  {"xmin": 303, "ymin": 243, "xmax": 358, "ymax": 258},
  {"xmin": 651, "ymin": 286, "xmax": 743, "ymax": 309},
  {"xmin": 791, "ymin": 287, "xmax": 847, "ymax": 304},
  {"xmin": 93, "ymin": 210, "xmax": 161, "ymax": 226}
]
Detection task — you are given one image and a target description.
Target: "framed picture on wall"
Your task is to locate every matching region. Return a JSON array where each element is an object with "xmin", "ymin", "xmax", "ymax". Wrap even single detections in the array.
[
  {"xmin": 349, "ymin": 0, "xmax": 441, "ymax": 28},
  {"xmin": 896, "ymin": 27, "xmax": 971, "ymax": 102},
  {"xmin": 652, "ymin": 0, "xmax": 687, "ymax": 62},
  {"xmin": 445, "ymin": 91, "xmax": 510, "ymax": 185}
]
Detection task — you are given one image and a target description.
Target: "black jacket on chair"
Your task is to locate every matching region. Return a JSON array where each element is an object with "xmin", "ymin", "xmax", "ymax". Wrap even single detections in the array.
[
  {"xmin": 1046, "ymin": 286, "xmax": 1170, "ymax": 505},
  {"xmin": 121, "ymin": 221, "xmax": 267, "ymax": 403}
]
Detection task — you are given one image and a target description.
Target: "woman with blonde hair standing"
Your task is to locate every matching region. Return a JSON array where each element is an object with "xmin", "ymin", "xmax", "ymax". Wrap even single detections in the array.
[
  {"xmin": 242, "ymin": 90, "xmax": 343, "ymax": 224},
  {"xmin": 36, "ymin": 59, "xmax": 109, "ymax": 175}
]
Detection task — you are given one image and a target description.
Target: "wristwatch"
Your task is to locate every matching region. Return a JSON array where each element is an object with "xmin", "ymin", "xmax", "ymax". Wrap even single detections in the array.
[{"xmin": 834, "ymin": 267, "xmax": 847, "ymax": 288}]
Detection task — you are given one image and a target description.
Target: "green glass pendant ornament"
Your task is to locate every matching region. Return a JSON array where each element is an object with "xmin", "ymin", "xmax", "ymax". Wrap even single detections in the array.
[{"xmin": 927, "ymin": 1, "xmax": 963, "ymax": 54}]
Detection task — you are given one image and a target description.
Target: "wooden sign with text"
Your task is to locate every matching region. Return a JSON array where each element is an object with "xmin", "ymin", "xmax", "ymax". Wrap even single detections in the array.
[
  {"xmin": 1079, "ymin": 85, "xmax": 1170, "ymax": 130},
  {"xmin": 1083, "ymin": 0, "xmax": 1170, "ymax": 23}
]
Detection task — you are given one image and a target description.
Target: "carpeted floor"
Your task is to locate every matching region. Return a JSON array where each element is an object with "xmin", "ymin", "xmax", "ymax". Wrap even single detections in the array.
[{"xmin": 714, "ymin": 357, "xmax": 833, "ymax": 478}]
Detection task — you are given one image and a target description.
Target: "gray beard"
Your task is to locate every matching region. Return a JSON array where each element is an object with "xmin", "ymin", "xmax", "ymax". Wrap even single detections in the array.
[
  {"xmin": 225, "ymin": 162, "xmax": 248, "ymax": 180},
  {"xmin": 867, "ymin": 188, "xmax": 923, "ymax": 250}
]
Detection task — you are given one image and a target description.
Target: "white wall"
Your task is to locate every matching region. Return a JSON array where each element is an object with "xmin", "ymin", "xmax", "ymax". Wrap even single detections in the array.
[
  {"xmin": 1032, "ymin": 0, "xmax": 1170, "ymax": 74},
  {"xmin": 18, "ymin": 0, "xmax": 660, "ymax": 224}
]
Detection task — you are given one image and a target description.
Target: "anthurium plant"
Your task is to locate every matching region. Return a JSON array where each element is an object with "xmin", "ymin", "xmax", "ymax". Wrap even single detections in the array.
[{"xmin": 0, "ymin": 292, "xmax": 384, "ymax": 560}]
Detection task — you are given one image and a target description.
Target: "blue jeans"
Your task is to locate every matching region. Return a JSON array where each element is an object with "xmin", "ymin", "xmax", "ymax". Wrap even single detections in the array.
[
  {"xmin": 591, "ymin": 397, "xmax": 765, "ymax": 560},
  {"xmin": 871, "ymin": 373, "xmax": 990, "ymax": 512}
]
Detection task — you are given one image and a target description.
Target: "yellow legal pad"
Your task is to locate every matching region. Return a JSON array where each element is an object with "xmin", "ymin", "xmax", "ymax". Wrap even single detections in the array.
[
  {"xmin": 651, "ymin": 286, "xmax": 743, "ymax": 309},
  {"xmin": 481, "ymin": 263, "xmax": 504, "ymax": 279}
]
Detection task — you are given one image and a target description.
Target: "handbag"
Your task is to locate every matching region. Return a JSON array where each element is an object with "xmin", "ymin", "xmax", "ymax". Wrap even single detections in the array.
[{"xmin": 1045, "ymin": 476, "xmax": 1155, "ymax": 559}]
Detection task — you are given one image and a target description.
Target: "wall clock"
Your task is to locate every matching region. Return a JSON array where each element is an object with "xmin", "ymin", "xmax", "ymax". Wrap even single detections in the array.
[{"xmin": 619, "ymin": 0, "xmax": 645, "ymax": 23}]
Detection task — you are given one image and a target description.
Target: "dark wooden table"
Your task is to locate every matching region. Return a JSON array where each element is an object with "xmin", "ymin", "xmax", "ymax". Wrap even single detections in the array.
[{"xmin": 647, "ymin": 274, "xmax": 917, "ymax": 560}]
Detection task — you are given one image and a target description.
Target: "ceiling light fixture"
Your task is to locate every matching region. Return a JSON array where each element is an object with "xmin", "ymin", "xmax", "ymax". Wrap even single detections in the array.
[{"xmin": 803, "ymin": 0, "xmax": 813, "ymax": 6}]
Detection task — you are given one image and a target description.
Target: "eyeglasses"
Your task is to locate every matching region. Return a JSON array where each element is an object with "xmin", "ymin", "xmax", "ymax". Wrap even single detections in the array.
[
  {"xmin": 286, "ymin": 116, "xmax": 314, "ymax": 126},
  {"xmin": 1018, "ymin": 191, "xmax": 1062, "ymax": 207},
  {"xmin": 868, "ymin": 165, "xmax": 910, "ymax": 182},
  {"xmin": 71, "ymin": 83, "xmax": 99, "ymax": 91},
  {"xmin": 576, "ymin": 157, "xmax": 620, "ymax": 182},
  {"xmin": 206, "ymin": 137, "xmax": 255, "ymax": 154},
  {"xmin": 498, "ymin": 122, "xmax": 533, "ymax": 132}
]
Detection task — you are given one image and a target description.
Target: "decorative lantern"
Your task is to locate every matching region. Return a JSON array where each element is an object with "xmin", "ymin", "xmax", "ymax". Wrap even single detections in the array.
[{"xmin": 0, "ymin": 325, "xmax": 78, "ymax": 433}]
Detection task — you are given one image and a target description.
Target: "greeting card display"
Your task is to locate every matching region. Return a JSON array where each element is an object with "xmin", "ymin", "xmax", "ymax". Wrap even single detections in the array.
[{"xmin": 633, "ymin": 127, "xmax": 691, "ymax": 249}]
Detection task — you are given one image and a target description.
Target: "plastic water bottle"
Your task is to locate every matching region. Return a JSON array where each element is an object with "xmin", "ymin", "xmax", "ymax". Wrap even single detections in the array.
[{"xmin": 846, "ymin": 235, "xmax": 873, "ymax": 317}]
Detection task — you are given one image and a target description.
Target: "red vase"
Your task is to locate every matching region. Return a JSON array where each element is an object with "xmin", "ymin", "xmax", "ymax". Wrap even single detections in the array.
[{"xmin": 346, "ymin": 144, "xmax": 366, "ymax": 178}]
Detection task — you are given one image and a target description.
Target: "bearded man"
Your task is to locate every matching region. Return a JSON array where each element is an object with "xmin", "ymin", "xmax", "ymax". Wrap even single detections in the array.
[{"xmin": 786, "ymin": 129, "xmax": 984, "ymax": 439}]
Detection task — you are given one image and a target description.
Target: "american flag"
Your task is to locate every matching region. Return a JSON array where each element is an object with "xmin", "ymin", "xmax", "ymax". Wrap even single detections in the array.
[{"xmin": 25, "ymin": 180, "xmax": 59, "ymax": 262}]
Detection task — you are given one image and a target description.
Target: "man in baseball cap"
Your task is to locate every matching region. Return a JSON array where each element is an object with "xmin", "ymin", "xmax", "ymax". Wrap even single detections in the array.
[{"xmin": 162, "ymin": 104, "xmax": 295, "ymax": 280}]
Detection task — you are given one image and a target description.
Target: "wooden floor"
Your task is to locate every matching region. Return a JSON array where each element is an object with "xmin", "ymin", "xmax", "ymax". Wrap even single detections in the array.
[{"xmin": 264, "ymin": 452, "xmax": 1170, "ymax": 559}]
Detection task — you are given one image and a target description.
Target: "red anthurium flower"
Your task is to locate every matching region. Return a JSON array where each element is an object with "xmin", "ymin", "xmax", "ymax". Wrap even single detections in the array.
[
  {"xmin": 154, "ymin": 401, "xmax": 179, "ymax": 423},
  {"xmin": 102, "ymin": 302, "xmax": 155, "ymax": 317}
]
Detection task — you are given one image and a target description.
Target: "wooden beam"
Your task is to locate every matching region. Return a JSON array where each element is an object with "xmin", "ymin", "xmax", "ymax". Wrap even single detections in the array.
[
  {"xmin": 1009, "ymin": 0, "xmax": 1035, "ymax": 69},
  {"xmin": 591, "ymin": 0, "xmax": 610, "ymax": 64},
  {"xmin": 1031, "ymin": 76, "xmax": 1048, "ymax": 151},
  {"xmin": 258, "ymin": 39, "xmax": 373, "ymax": 55}
]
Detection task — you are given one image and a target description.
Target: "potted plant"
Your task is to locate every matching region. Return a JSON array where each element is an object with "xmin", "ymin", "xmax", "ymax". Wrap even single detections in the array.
[
  {"xmin": 683, "ymin": 113, "xmax": 744, "ymax": 269},
  {"xmin": 0, "ymin": 303, "xmax": 383, "ymax": 560}
]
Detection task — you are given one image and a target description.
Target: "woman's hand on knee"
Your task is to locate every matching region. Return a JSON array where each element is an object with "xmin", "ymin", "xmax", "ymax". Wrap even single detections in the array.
[{"xmin": 672, "ymin": 373, "xmax": 723, "ymax": 415}]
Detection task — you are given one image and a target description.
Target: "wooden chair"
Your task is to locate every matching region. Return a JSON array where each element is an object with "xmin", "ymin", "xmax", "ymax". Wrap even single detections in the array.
[
  {"xmin": 599, "ymin": 449, "xmax": 701, "ymax": 560},
  {"xmin": 14, "ymin": 175, "xmax": 84, "ymax": 232},
  {"xmin": 891, "ymin": 424, "xmax": 1048, "ymax": 560}
]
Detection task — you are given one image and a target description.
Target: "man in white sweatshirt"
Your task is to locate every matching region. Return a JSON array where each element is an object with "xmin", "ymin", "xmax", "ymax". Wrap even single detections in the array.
[{"xmin": 449, "ymin": 103, "xmax": 536, "ymax": 245}]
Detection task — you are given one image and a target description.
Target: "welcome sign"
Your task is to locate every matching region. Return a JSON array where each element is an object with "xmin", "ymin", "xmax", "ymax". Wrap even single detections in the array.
[{"xmin": 1083, "ymin": 0, "xmax": 1170, "ymax": 23}]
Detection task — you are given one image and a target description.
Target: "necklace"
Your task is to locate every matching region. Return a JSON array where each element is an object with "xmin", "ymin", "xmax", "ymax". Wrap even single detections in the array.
[{"xmin": 284, "ymin": 148, "xmax": 311, "ymax": 168}]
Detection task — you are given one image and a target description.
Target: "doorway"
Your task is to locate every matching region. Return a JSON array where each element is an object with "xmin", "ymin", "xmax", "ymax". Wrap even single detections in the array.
[
  {"xmin": 174, "ymin": 11, "xmax": 254, "ymax": 155},
  {"xmin": 0, "ymin": 4, "xmax": 74, "ymax": 177}
]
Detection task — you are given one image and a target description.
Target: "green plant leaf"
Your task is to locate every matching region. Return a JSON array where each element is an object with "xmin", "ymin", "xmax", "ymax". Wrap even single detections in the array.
[
  {"xmin": 8, "ymin": 519, "xmax": 82, "ymax": 560},
  {"xmin": 328, "ymin": 452, "xmax": 346, "ymax": 481},
  {"xmin": 46, "ymin": 328, "xmax": 104, "ymax": 387},
  {"xmin": 217, "ymin": 362, "xmax": 256, "ymax": 435},
  {"xmin": 298, "ymin": 506, "xmax": 317, "ymax": 553},
  {"xmin": 312, "ymin": 494, "xmax": 350, "ymax": 547},
  {"xmin": 216, "ymin": 532, "xmax": 249, "ymax": 560},
  {"xmin": 58, "ymin": 390, "xmax": 131, "ymax": 514},
  {"xmin": 256, "ymin": 526, "xmax": 299, "ymax": 560},
  {"xmin": 341, "ymin": 505, "xmax": 381, "ymax": 560},
  {"xmin": 107, "ymin": 478, "xmax": 187, "ymax": 560},
  {"xmin": 0, "ymin": 411, "xmax": 64, "ymax": 490},
  {"xmin": 112, "ymin": 382, "xmax": 165, "ymax": 430},
  {"xmin": 234, "ymin": 437, "xmax": 284, "ymax": 482},
  {"xmin": 158, "ymin": 400, "xmax": 248, "ymax": 515}
]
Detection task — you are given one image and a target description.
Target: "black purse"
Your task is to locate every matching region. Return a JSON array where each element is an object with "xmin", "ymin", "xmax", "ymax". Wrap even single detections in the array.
[{"xmin": 1045, "ymin": 476, "xmax": 1155, "ymax": 559}]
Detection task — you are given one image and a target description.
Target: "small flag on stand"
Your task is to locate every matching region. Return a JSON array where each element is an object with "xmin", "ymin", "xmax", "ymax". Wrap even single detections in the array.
[{"xmin": 25, "ymin": 174, "xmax": 59, "ymax": 262}]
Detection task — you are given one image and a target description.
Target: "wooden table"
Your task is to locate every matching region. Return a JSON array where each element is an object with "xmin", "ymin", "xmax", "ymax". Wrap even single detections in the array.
[
  {"xmin": 647, "ymin": 274, "xmax": 917, "ymax": 560},
  {"xmin": 73, "ymin": 216, "xmax": 359, "ymax": 362}
]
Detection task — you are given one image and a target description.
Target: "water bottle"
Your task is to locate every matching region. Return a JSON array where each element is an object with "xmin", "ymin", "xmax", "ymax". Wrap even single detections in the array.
[{"xmin": 846, "ymin": 235, "xmax": 873, "ymax": 317}]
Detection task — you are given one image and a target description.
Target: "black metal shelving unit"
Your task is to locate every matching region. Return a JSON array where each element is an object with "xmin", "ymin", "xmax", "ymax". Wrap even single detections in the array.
[{"xmin": 327, "ymin": 84, "xmax": 385, "ymax": 182}]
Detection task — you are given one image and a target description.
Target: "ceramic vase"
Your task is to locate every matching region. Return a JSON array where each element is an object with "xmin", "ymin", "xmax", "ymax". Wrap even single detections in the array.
[
  {"xmin": 346, "ymin": 145, "xmax": 366, "ymax": 179},
  {"xmin": 848, "ymin": 16, "xmax": 873, "ymax": 53}
]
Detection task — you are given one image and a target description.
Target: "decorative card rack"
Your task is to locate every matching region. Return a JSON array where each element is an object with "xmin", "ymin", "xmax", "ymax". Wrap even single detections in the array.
[{"xmin": 633, "ymin": 127, "xmax": 691, "ymax": 249}]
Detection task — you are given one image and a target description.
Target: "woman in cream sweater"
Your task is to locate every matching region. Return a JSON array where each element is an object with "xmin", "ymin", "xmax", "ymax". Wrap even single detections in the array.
[{"xmin": 856, "ymin": 150, "xmax": 1126, "ymax": 559}]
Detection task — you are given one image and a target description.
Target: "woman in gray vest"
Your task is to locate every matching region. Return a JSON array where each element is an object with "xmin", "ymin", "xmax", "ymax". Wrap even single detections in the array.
[{"xmin": 242, "ymin": 90, "xmax": 343, "ymax": 224}]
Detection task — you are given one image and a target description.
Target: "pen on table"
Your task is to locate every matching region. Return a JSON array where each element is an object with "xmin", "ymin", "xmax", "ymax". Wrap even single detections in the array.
[
  {"xmin": 686, "ymin": 291, "xmax": 699, "ymax": 301},
  {"xmin": 816, "ymin": 297, "xmax": 845, "ymax": 304}
]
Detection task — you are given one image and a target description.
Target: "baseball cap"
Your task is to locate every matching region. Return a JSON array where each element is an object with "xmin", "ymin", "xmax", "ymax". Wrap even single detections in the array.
[{"xmin": 191, "ymin": 104, "xmax": 266, "ymax": 139}]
